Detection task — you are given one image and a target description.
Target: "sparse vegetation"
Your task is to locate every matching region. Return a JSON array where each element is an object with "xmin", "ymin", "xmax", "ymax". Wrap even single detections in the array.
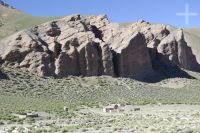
[
  {"xmin": 1, "ymin": 67, "xmax": 200, "ymax": 108},
  {"xmin": 0, "ymin": 66, "xmax": 200, "ymax": 131}
]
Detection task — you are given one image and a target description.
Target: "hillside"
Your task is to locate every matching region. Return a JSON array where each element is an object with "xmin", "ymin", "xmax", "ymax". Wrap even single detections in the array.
[
  {"xmin": 184, "ymin": 28, "xmax": 200, "ymax": 38},
  {"xmin": 0, "ymin": 3, "xmax": 58, "ymax": 39},
  {"xmin": 1, "ymin": 66, "xmax": 200, "ymax": 105}
]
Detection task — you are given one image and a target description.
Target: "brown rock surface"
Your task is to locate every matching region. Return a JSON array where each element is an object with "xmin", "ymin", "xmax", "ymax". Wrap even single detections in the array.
[
  {"xmin": 156, "ymin": 29, "xmax": 200, "ymax": 71},
  {"xmin": 0, "ymin": 14, "xmax": 199, "ymax": 78}
]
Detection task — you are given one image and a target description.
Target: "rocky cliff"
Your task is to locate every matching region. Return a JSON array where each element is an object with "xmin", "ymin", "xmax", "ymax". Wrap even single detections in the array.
[{"xmin": 0, "ymin": 14, "xmax": 199, "ymax": 78}]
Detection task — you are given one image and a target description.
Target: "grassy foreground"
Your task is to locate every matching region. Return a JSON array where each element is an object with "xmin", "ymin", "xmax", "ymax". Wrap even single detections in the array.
[
  {"xmin": 1, "ymin": 67, "xmax": 200, "ymax": 132},
  {"xmin": 1, "ymin": 66, "xmax": 200, "ymax": 112}
]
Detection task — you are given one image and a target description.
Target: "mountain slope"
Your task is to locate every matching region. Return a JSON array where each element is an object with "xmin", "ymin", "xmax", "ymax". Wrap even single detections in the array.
[
  {"xmin": 0, "ymin": 3, "xmax": 59, "ymax": 39},
  {"xmin": 184, "ymin": 28, "xmax": 200, "ymax": 38}
]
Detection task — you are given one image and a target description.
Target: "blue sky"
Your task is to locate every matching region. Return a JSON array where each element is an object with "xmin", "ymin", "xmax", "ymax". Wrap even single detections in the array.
[{"xmin": 3, "ymin": 0, "xmax": 200, "ymax": 28}]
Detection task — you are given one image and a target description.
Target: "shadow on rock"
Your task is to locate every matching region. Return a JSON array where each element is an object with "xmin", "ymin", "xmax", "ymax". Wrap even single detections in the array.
[{"xmin": 138, "ymin": 53, "xmax": 196, "ymax": 83}]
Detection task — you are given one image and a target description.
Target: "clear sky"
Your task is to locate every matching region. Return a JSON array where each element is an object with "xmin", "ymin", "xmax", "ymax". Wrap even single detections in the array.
[{"xmin": 3, "ymin": 0, "xmax": 200, "ymax": 28}]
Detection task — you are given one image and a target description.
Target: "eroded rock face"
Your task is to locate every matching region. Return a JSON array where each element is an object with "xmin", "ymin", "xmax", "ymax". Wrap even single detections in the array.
[
  {"xmin": 0, "ymin": 14, "xmax": 199, "ymax": 78},
  {"xmin": 110, "ymin": 31, "xmax": 152, "ymax": 77},
  {"xmin": 156, "ymin": 29, "xmax": 200, "ymax": 71}
]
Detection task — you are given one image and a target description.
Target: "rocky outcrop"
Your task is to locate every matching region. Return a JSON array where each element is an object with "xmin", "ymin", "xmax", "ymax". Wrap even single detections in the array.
[
  {"xmin": 110, "ymin": 31, "xmax": 152, "ymax": 77},
  {"xmin": 0, "ymin": 14, "xmax": 199, "ymax": 78},
  {"xmin": 129, "ymin": 20, "xmax": 200, "ymax": 72},
  {"xmin": 156, "ymin": 29, "xmax": 198, "ymax": 70}
]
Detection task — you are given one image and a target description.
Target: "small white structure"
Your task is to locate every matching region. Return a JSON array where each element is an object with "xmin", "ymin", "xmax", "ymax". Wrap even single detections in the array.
[
  {"xmin": 63, "ymin": 106, "xmax": 68, "ymax": 112},
  {"xmin": 26, "ymin": 112, "xmax": 39, "ymax": 118},
  {"xmin": 103, "ymin": 104, "xmax": 123, "ymax": 113},
  {"xmin": 13, "ymin": 114, "xmax": 27, "ymax": 119},
  {"xmin": 13, "ymin": 112, "xmax": 39, "ymax": 119}
]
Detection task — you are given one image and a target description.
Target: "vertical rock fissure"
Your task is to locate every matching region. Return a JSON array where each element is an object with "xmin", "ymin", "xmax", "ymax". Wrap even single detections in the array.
[
  {"xmin": 111, "ymin": 50, "xmax": 120, "ymax": 77},
  {"xmin": 94, "ymin": 43, "xmax": 103, "ymax": 75},
  {"xmin": 54, "ymin": 41, "xmax": 62, "ymax": 58}
]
